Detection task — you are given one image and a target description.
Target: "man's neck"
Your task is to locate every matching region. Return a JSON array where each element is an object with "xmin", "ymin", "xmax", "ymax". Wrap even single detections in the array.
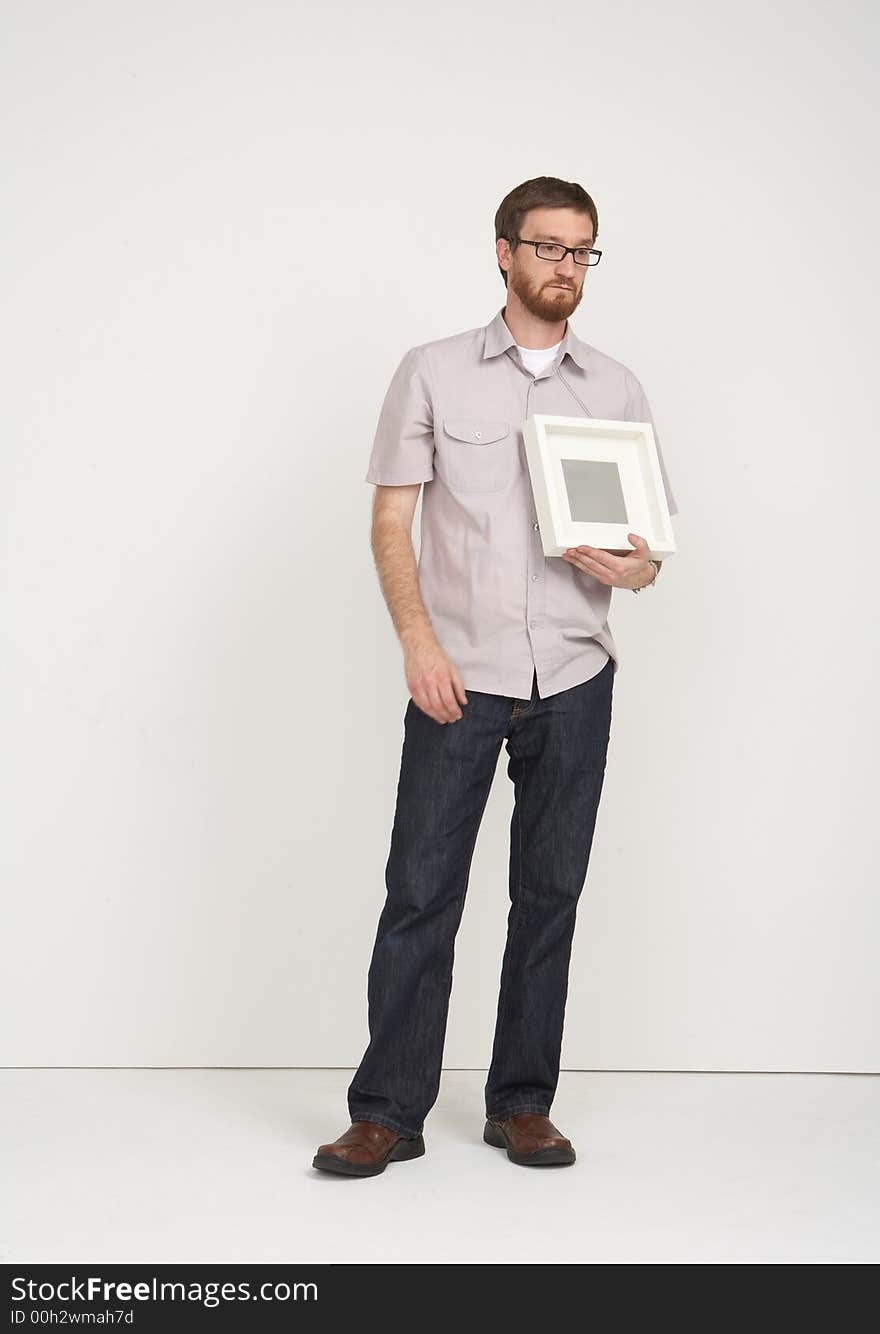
[{"xmin": 502, "ymin": 301, "xmax": 566, "ymax": 351}]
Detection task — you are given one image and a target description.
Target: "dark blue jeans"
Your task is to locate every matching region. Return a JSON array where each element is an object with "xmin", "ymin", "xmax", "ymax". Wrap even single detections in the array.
[{"xmin": 347, "ymin": 654, "xmax": 615, "ymax": 1138}]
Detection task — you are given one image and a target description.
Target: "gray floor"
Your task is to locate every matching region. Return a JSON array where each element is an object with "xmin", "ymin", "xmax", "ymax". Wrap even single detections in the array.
[{"xmin": 2, "ymin": 1068, "xmax": 878, "ymax": 1263}]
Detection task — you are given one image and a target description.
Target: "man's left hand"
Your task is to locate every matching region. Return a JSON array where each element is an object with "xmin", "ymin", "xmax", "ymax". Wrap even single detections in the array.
[{"xmin": 562, "ymin": 532, "xmax": 655, "ymax": 589}]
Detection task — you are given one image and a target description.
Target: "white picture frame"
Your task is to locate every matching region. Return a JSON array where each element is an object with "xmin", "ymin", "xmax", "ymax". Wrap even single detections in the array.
[{"xmin": 521, "ymin": 413, "xmax": 677, "ymax": 560}]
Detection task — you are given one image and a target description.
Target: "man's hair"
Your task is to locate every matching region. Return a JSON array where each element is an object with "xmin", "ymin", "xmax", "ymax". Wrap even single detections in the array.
[{"xmin": 494, "ymin": 176, "xmax": 599, "ymax": 288}]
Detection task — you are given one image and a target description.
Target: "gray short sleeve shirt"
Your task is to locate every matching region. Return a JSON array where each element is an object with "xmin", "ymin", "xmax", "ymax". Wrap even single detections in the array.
[{"xmin": 365, "ymin": 306, "xmax": 679, "ymax": 699}]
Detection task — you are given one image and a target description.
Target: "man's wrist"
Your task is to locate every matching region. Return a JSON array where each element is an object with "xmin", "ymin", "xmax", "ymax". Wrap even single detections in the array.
[
  {"xmin": 633, "ymin": 559, "xmax": 660, "ymax": 593},
  {"xmin": 400, "ymin": 621, "xmax": 436, "ymax": 649}
]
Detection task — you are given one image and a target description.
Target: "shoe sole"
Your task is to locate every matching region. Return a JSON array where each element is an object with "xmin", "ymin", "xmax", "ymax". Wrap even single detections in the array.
[
  {"xmin": 483, "ymin": 1119, "xmax": 576, "ymax": 1166},
  {"xmin": 312, "ymin": 1132, "xmax": 426, "ymax": 1177}
]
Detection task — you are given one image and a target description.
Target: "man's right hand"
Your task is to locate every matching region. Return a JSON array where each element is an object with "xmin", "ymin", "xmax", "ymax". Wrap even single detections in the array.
[{"xmin": 402, "ymin": 633, "xmax": 469, "ymax": 724}]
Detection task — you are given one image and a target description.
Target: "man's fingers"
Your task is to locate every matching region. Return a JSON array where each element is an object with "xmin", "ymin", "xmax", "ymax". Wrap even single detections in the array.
[
  {"xmin": 411, "ymin": 666, "xmax": 467, "ymax": 724},
  {"xmin": 419, "ymin": 675, "xmax": 458, "ymax": 724},
  {"xmin": 422, "ymin": 677, "xmax": 444, "ymax": 722},
  {"xmin": 438, "ymin": 679, "xmax": 463, "ymax": 722},
  {"xmin": 566, "ymin": 552, "xmax": 611, "ymax": 581},
  {"xmin": 584, "ymin": 549, "xmax": 624, "ymax": 576}
]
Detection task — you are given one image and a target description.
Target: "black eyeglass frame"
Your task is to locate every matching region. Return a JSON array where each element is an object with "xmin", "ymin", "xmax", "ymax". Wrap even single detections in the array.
[{"xmin": 513, "ymin": 237, "xmax": 602, "ymax": 266}]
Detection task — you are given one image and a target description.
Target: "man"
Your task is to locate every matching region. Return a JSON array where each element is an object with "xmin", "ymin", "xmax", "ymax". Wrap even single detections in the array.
[{"xmin": 312, "ymin": 176, "xmax": 678, "ymax": 1176}]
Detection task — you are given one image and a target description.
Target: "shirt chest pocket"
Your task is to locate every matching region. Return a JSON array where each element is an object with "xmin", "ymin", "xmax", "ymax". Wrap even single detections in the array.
[{"xmin": 438, "ymin": 418, "xmax": 521, "ymax": 494}]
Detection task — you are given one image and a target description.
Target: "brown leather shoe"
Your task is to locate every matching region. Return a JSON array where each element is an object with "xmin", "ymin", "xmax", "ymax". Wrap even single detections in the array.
[
  {"xmin": 312, "ymin": 1120, "xmax": 426, "ymax": 1177},
  {"xmin": 483, "ymin": 1112, "xmax": 576, "ymax": 1166}
]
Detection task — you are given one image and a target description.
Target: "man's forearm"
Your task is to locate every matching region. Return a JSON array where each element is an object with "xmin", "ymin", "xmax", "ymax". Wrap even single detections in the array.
[{"xmin": 371, "ymin": 516, "xmax": 436, "ymax": 646}]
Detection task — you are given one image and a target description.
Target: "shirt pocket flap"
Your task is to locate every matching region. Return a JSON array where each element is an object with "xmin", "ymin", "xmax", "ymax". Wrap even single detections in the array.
[{"xmin": 442, "ymin": 418, "xmax": 510, "ymax": 445}]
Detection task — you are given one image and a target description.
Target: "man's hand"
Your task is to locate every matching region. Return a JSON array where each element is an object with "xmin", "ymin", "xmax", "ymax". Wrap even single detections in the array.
[
  {"xmin": 402, "ymin": 632, "xmax": 469, "ymax": 724},
  {"xmin": 562, "ymin": 532, "xmax": 656, "ymax": 589}
]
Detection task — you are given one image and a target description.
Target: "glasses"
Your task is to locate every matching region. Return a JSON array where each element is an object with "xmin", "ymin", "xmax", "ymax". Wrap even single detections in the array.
[{"xmin": 514, "ymin": 237, "xmax": 602, "ymax": 266}]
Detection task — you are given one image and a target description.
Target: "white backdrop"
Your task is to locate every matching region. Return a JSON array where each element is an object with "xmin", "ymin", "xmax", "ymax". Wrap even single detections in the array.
[{"xmin": 2, "ymin": 0, "xmax": 877, "ymax": 1072}]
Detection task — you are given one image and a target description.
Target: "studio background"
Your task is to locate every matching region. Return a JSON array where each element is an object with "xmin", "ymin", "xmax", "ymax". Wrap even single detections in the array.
[{"xmin": 2, "ymin": 0, "xmax": 877, "ymax": 1073}]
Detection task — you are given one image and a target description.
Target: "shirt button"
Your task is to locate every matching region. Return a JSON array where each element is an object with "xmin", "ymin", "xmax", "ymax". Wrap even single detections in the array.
[
  {"xmin": 533, "ymin": 522, "xmax": 539, "ymax": 530},
  {"xmin": 531, "ymin": 574, "xmax": 539, "ymax": 581},
  {"xmin": 474, "ymin": 430, "xmax": 482, "ymax": 438}
]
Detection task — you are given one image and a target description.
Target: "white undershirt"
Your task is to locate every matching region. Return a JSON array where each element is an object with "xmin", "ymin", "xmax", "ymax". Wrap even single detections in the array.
[{"xmin": 515, "ymin": 338, "xmax": 563, "ymax": 377}]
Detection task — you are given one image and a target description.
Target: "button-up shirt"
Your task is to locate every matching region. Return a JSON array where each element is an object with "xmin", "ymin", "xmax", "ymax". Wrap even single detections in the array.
[{"xmin": 364, "ymin": 305, "xmax": 679, "ymax": 699}]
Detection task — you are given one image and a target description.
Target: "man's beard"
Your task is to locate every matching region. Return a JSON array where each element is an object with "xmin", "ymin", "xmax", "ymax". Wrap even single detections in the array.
[{"xmin": 508, "ymin": 266, "xmax": 583, "ymax": 323}]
